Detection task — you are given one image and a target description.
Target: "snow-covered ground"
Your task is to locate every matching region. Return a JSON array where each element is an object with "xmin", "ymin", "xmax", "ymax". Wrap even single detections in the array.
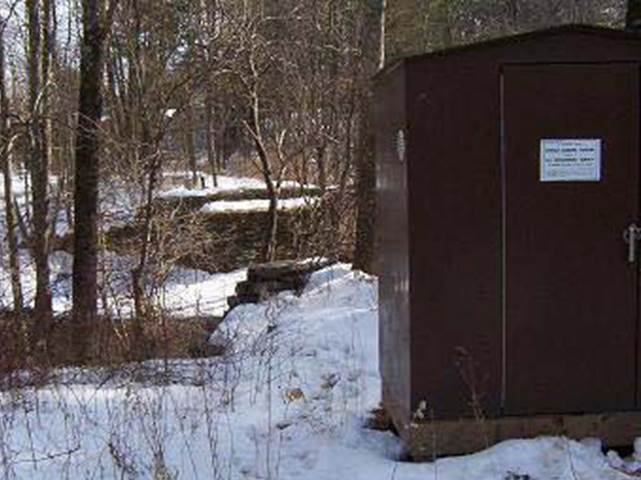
[
  {"xmin": 158, "ymin": 173, "xmax": 314, "ymax": 199},
  {"xmin": 0, "ymin": 172, "xmax": 245, "ymax": 316},
  {"xmin": 1, "ymin": 264, "xmax": 639, "ymax": 479},
  {"xmin": 200, "ymin": 196, "xmax": 319, "ymax": 214},
  {"xmin": 0, "ymin": 249, "xmax": 246, "ymax": 317}
]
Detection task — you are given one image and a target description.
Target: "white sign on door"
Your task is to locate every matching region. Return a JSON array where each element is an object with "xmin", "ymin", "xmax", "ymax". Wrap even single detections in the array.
[{"xmin": 540, "ymin": 139, "xmax": 602, "ymax": 182}]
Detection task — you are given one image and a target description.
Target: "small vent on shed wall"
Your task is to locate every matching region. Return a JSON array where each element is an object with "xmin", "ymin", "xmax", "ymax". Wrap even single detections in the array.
[{"xmin": 396, "ymin": 129, "xmax": 406, "ymax": 163}]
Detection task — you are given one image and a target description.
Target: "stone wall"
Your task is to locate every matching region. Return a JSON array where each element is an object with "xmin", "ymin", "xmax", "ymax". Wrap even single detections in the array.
[
  {"xmin": 106, "ymin": 188, "xmax": 356, "ymax": 273},
  {"xmin": 154, "ymin": 186, "xmax": 323, "ymax": 215}
]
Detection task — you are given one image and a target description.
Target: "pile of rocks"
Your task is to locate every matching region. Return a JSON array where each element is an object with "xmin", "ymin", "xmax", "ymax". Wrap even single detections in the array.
[{"xmin": 228, "ymin": 259, "xmax": 333, "ymax": 308}]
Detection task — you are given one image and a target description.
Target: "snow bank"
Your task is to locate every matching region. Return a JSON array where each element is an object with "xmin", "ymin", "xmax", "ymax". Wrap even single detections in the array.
[
  {"xmin": 0, "ymin": 264, "xmax": 639, "ymax": 479},
  {"xmin": 200, "ymin": 196, "xmax": 319, "ymax": 214}
]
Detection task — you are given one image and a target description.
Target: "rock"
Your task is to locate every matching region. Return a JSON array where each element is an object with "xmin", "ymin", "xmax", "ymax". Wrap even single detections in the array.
[
  {"xmin": 320, "ymin": 373, "xmax": 341, "ymax": 390},
  {"xmin": 247, "ymin": 259, "xmax": 332, "ymax": 282},
  {"xmin": 283, "ymin": 388, "xmax": 305, "ymax": 403},
  {"xmin": 276, "ymin": 420, "xmax": 293, "ymax": 430},
  {"xmin": 231, "ymin": 259, "xmax": 334, "ymax": 306}
]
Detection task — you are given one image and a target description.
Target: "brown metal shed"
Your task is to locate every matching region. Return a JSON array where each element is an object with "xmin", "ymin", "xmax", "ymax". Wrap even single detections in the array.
[{"xmin": 376, "ymin": 25, "xmax": 641, "ymax": 457}]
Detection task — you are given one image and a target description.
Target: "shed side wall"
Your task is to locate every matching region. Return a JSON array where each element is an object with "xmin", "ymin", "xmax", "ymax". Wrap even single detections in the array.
[{"xmin": 375, "ymin": 63, "xmax": 411, "ymax": 428}]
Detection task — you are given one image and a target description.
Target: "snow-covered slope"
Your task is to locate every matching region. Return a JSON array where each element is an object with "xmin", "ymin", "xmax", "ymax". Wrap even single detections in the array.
[{"xmin": 1, "ymin": 264, "xmax": 639, "ymax": 479}]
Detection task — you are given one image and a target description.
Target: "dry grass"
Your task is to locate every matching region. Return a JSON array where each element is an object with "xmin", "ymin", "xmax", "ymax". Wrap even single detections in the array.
[
  {"xmin": 366, "ymin": 406, "xmax": 395, "ymax": 432},
  {"xmin": 0, "ymin": 310, "xmax": 223, "ymax": 385}
]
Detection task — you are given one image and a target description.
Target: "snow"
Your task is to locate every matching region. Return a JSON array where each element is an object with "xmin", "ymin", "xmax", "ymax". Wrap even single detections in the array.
[
  {"xmin": 158, "ymin": 174, "xmax": 314, "ymax": 198},
  {"xmin": 0, "ymin": 250, "xmax": 245, "ymax": 317},
  {"xmin": 1, "ymin": 263, "xmax": 639, "ymax": 479},
  {"xmin": 160, "ymin": 264, "xmax": 247, "ymax": 317},
  {"xmin": 200, "ymin": 196, "xmax": 319, "ymax": 214},
  {"xmin": 0, "ymin": 172, "xmax": 244, "ymax": 316},
  {"xmin": 99, "ymin": 178, "xmax": 145, "ymax": 229}
]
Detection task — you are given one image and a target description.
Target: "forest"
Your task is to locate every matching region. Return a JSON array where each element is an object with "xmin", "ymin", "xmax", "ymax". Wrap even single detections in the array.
[{"xmin": 0, "ymin": 0, "xmax": 628, "ymax": 364}]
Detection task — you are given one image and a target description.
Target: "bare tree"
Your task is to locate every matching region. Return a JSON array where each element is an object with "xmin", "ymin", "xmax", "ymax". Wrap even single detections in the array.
[
  {"xmin": 182, "ymin": 105, "xmax": 199, "ymax": 188},
  {"xmin": 386, "ymin": 0, "xmax": 625, "ymax": 59},
  {"xmin": 101, "ymin": 0, "xmax": 222, "ymax": 327},
  {"xmin": 627, "ymin": 0, "xmax": 641, "ymax": 29},
  {"xmin": 0, "ymin": 10, "xmax": 22, "ymax": 312},
  {"xmin": 353, "ymin": 0, "xmax": 385, "ymax": 273},
  {"xmin": 72, "ymin": 0, "xmax": 113, "ymax": 360},
  {"xmin": 201, "ymin": 0, "xmax": 220, "ymax": 188},
  {"xmin": 227, "ymin": 2, "xmax": 289, "ymax": 262},
  {"xmin": 26, "ymin": 0, "xmax": 53, "ymax": 326}
]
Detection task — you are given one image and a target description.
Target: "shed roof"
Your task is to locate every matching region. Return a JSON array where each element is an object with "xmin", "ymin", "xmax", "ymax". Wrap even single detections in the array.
[{"xmin": 378, "ymin": 24, "xmax": 641, "ymax": 79}]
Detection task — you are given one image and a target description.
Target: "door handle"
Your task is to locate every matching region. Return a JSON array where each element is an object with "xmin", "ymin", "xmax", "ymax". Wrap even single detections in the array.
[{"xmin": 624, "ymin": 223, "xmax": 641, "ymax": 264}]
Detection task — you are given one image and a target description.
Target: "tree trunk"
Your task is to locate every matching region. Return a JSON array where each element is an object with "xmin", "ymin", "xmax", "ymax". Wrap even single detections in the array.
[
  {"xmin": 205, "ymin": 95, "xmax": 218, "ymax": 187},
  {"xmin": 131, "ymin": 146, "xmax": 160, "ymax": 346},
  {"xmin": 218, "ymin": 125, "xmax": 227, "ymax": 171},
  {"xmin": 184, "ymin": 106, "xmax": 199, "ymax": 188},
  {"xmin": 247, "ymin": 89, "xmax": 278, "ymax": 262},
  {"xmin": 627, "ymin": 0, "xmax": 641, "ymax": 30},
  {"xmin": 506, "ymin": 0, "xmax": 519, "ymax": 31},
  {"xmin": 353, "ymin": 0, "xmax": 385, "ymax": 274},
  {"xmin": 204, "ymin": 0, "xmax": 218, "ymax": 188},
  {"xmin": 261, "ymin": 159, "xmax": 278, "ymax": 262},
  {"xmin": 27, "ymin": 0, "xmax": 53, "ymax": 326},
  {"xmin": 42, "ymin": 0, "xmax": 55, "ymax": 180},
  {"xmin": 72, "ymin": 0, "xmax": 106, "ymax": 361},
  {"xmin": 0, "ymin": 27, "xmax": 22, "ymax": 312},
  {"xmin": 253, "ymin": 136, "xmax": 278, "ymax": 262}
]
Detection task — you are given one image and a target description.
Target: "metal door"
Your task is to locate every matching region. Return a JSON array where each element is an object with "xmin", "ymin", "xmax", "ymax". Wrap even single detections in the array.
[{"xmin": 502, "ymin": 63, "xmax": 639, "ymax": 415}]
